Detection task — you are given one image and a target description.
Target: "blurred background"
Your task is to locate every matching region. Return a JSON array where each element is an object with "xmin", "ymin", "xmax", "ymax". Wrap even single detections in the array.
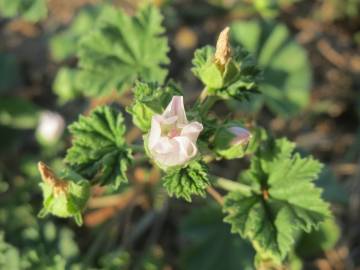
[{"xmin": 0, "ymin": 0, "xmax": 359, "ymax": 269}]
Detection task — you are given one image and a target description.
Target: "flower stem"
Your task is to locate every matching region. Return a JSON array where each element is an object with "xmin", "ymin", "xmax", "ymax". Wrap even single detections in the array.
[{"xmin": 212, "ymin": 176, "xmax": 253, "ymax": 196}]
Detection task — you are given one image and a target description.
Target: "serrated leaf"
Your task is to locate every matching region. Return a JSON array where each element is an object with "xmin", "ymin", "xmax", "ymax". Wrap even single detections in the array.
[
  {"xmin": 127, "ymin": 81, "xmax": 182, "ymax": 131},
  {"xmin": 50, "ymin": 5, "xmax": 104, "ymax": 61},
  {"xmin": 75, "ymin": 4, "xmax": 169, "ymax": 97},
  {"xmin": 223, "ymin": 138, "xmax": 331, "ymax": 263},
  {"xmin": 180, "ymin": 205, "xmax": 255, "ymax": 270},
  {"xmin": 65, "ymin": 106, "xmax": 133, "ymax": 188},
  {"xmin": 192, "ymin": 45, "xmax": 260, "ymax": 101},
  {"xmin": 230, "ymin": 20, "xmax": 312, "ymax": 116},
  {"xmin": 162, "ymin": 160, "xmax": 210, "ymax": 202}
]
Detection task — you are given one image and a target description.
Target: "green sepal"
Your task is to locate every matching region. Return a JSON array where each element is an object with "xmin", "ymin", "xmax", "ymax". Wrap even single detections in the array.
[
  {"xmin": 223, "ymin": 138, "xmax": 332, "ymax": 263},
  {"xmin": 162, "ymin": 160, "xmax": 210, "ymax": 202},
  {"xmin": 65, "ymin": 106, "xmax": 133, "ymax": 188},
  {"xmin": 127, "ymin": 81, "xmax": 182, "ymax": 132},
  {"xmin": 212, "ymin": 121, "xmax": 249, "ymax": 159},
  {"xmin": 192, "ymin": 45, "xmax": 261, "ymax": 101},
  {"xmin": 39, "ymin": 169, "xmax": 90, "ymax": 226}
]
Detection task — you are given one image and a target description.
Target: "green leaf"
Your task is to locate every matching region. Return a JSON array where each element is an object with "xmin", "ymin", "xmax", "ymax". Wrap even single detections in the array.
[
  {"xmin": 162, "ymin": 160, "xmax": 210, "ymax": 202},
  {"xmin": 127, "ymin": 81, "xmax": 182, "ymax": 131},
  {"xmin": 181, "ymin": 205, "xmax": 255, "ymax": 270},
  {"xmin": 50, "ymin": 5, "xmax": 104, "ymax": 61},
  {"xmin": 230, "ymin": 20, "xmax": 312, "ymax": 116},
  {"xmin": 75, "ymin": 4, "xmax": 169, "ymax": 97},
  {"xmin": 192, "ymin": 45, "xmax": 260, "ymax": 101},
  {"xmin": 223, "ymin": 138, "xmax": 331, "ymax": 263},
  {"xmin": 39, "ymin": 168, "xmax": 90, "ymax": 225},
  {"xmin": 296, "ymin": 218, "xmax": 340, "ymax": 258},
  {"xmin": 0, "ymin": 0, "xmax": 47, "ymax": 22},
  {"xmin": 0, "ymin": 97, "xmax": 40, "ymax": 129},
  {"xmin": 52, "ymin": 67, "xmax": 83, "ymax": 104},
  {"xmin": 65, "ymin": 106, "xmax": 133, "ymax": 188}
]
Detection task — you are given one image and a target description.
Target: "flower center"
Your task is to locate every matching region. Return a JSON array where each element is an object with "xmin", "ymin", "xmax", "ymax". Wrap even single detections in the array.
[{"xmin": 167, "ymin": 127, "xmax": 181, "ymax": 138}]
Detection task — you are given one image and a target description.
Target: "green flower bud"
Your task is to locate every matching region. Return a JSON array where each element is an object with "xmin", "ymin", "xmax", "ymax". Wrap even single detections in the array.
[
  {"xmin": 38, "ymin": 162, "xmax": 90, "ymax": 226},
  {"xmin": 213, "ymin": 125, "xmax": 251, "ymax": 159}
]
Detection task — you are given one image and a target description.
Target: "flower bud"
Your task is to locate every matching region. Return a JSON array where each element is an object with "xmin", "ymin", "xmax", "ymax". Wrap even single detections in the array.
[
  {"xmin": 147, "ymin": 96, "xmax": 203, "ymax": 169},
  {"xmin": 213, "ymin": 125, "xmax": 251, "ymax": 159},
  {"xmin": 38, "ymin": 161, "xmax": 90, "ymax": 226},
  {"xmin": 36, "ymin": 111, "xmax": 65, "ymax": 145},
  {"xmin": 214, "ymin": 27, "xmax": 231, "ymax": 71}
]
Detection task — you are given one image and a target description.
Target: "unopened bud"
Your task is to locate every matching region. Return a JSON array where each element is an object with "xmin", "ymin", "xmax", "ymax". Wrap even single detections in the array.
[
  {"xmin": 38, "ymin": 161, "xmax": 68, "ymax": 196},
  {"xmin": 214, "ymin": 27, "xmax": 231, "ymax": 69},
  {"xmin": 228, "ymin": 127, "xmax": 251, "ymax": 146}
]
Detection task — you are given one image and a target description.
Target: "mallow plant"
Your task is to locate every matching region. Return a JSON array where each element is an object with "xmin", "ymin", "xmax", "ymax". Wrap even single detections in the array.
[{"xmin": 38, "ymin": 5, "xmax": 332, "ymax": 268}]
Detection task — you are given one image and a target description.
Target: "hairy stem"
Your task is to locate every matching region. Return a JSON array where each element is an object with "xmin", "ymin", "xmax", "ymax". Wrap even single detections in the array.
[{"xmin": 212, "ymin": 176, "xmax": 253, "ymax": 196}]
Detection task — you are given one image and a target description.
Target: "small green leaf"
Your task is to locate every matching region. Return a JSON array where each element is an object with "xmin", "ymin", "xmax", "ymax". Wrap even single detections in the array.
[
  {"xmin": 223, "ymin": 138, "xmax": 331, "ymax": 263},
  {"xmin": 0, "ymin": 0, "xmax": 47, "ymax": 22},
  {"xmin": 65, "ymin": 106, "xmax": 133, "ymax": 188},
  {"xmin": 127, "ymin": 81, "xmax": 182, "ymax": 131},
  {"xmin": 75, "ymin": 4, "xmax": 169, "ymax": 97},
  {"xmin": 53, "ymin": 67, "xmax": 82, "ymax": 104},
  {"xmin": 0, "ymin": 97, "xmax": 40, "ymax": 129},
  {"xmin": 162, "ymin": 160, "xmax": 210, "ymax": 202},
  {"xmin": 192, "ymin": 45, "xmax": 260, "ymax": 101}
]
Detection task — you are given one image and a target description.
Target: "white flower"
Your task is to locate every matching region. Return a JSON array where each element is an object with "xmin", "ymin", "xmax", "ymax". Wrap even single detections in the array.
[
  {"xmin": 228, "ymin": 126, "xmax": 251, "ymax": 146},
  {"xmin": 148, "ymin": 96, "xmax": 203, "ymax": 168},
  {"xmin": 36, "ymin": 111, "xmax": 65, "ymax": 144}
]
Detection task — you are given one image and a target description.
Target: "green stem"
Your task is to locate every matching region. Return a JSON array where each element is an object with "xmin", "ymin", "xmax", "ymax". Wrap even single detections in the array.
[
  {"xmin": 129, "ymin": 144, "xmax": 145, "ymax": 153},
  {"xmin": 212, "ymin": 176, "xmax": 253, "ymax": 196},
  {"xmin": 201, "ymin": 95, "xmax": 219, "ymax": 114}
]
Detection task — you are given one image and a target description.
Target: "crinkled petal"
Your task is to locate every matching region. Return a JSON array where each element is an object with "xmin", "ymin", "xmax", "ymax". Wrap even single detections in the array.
[
  {"xmin": 163, "ymin": 96, "xmax": 187, "ymax": 125},
  {"xmin": 174, "ymin": 136, "xmax": 197, "ymax": 160},
  {"xmin": 181, "ymin": 121, "xmax": 203, "ymax": 143},
  {"xmin": 148, "ymin": 116, "xmax": 162, "ymax": 149}
]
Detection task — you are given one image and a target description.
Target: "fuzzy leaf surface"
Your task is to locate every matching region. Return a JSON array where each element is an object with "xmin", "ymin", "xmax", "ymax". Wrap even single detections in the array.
[
  {"xmin": 162, "ymin": 160, "xmax": 210, "ymax": 202},
  {"xmin": 223, "ymin": 138, "xmax": 331, "ymax": 263},
  {"xmin": 65, "ymin": 106, "xmax": 133, "ymax": 188},
  {"xmin": 192, "ymin": 45, "xmax": 260, "ymax": 101},
  {"xmin": 127, "ymin": 81, "xmax": 182, "ymax": 131}
]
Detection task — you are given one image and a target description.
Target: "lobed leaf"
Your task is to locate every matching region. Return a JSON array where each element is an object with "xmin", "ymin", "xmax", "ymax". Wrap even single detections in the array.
[
  {"xmin": 223, "ymin": 138, "xmax": 331, "ymax": 263},
  {"xmin": 65, "ymin": 106, "xmax": 133, "ymax": 188},
  {"xmin": 76, "ymin": 4, "xmax": 169, "ymax": 97}
]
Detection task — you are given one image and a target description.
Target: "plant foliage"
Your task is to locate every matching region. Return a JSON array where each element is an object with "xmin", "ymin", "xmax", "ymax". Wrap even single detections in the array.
[
  {"xmin": 192, "ymin": 45, "xmax": 260, "ymax": 101},
  {"xmin": 230, "ymin": 20, "xmax": 312, "ymax": 116},
  {"xmin": 74, "ymin": 4, "xmax": 169, "ymax": 97},
  {"xmin": 127, "ymin": 81, "xmax": 182, "ymax": 131},
  {"xmin": 162, "ymin": 160, "xmax": 210, "ymax": 202},
  {"xmin": 0, "ymin": 0, "xmax": 47, "ymax": 22},
  {"xmin": 65, "ymin": 106, "xmax": 133, "ymax": 188},
  {"xmin": 223, "ymin": 138, "xmax": 331, "ymax": 263}
]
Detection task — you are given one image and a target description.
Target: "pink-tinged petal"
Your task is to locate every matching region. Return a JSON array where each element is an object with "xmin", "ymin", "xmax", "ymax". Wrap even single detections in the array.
[
  {"xmin": 228, "ymin": 127, "xmax": 251, "ymax": 145},
  {"xmin": 148, "ymin": 116, "xmax": 162, "ymax": 149},
  {"xmin": 163, "ymin": 96, "xmax": 187, "ymax": 124},
  {"xmin": 180, "ymin": 122, "xmax": 203, "ymax": 142},
  {"xmin": 150, "ymin": 139, "xmax": 183, "ymax": 167},
  {"xmin": 174, "ymin": 136, "xmax": 197, "ymax": 160}
]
